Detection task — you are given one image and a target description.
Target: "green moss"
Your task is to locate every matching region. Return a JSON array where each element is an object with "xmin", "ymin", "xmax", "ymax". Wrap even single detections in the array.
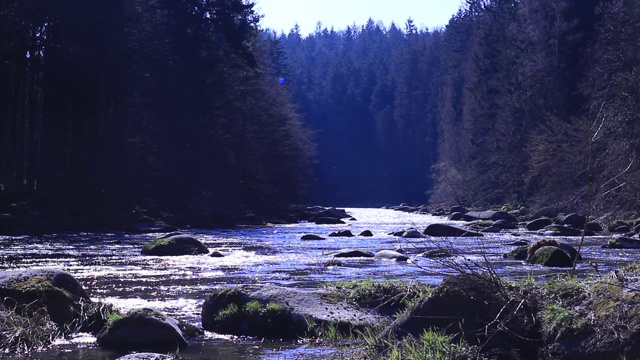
[
  {"xmin": 607, "ymin": 238, "xmax": 623, "ymax": 249},
  {"xmin": 542, "ymin": 304, "xmax": 589, "ymax": 334},
  {"xmin": 215, "ymin": 303, "xmax": 240, "ymax": 322},
  {"xmin": 10, "ymin": 276, "xmax": 55, "ymax": 292},
  {"xmin": 142, "ymin": 238, "xmax": 169, "ymax": 252},
  {"xmin": 323, "ymin": 279, "xmax": 430, "ymax": 312}
]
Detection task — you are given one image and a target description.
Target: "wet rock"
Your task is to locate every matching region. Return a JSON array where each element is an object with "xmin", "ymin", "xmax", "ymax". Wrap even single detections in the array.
[
  {"xmin": 419, "ymin": 249, "xmax": 456, "ymax": 258},
  {"xmin": 481, "ymin": 226, "xmax": 501, "ymax": 233},
  {"xmin": 608, "ymin": 221, "xmax": 631, "ymax": 233},
  {"xmin": 374, "ymin": 250, "xmax": 409, "ymax": 262},
  {"xmin": 209, "ymin": 251, "xmax": 225, "ymax": 258},
  {"xmin": 201, "ymin": 285, "xmax": 388, "ymax": 339},
  {"xmin": 493, "ymin": 219, "xmax": 517, "ymax": 230},
  {"xmin": 526, "ymin": 217, "xmax": 553, "ymax": 231},
  {"xmin": 97, "ymin": 308, "xmax": 189, "ymax": 352},
  {"xmin": 527, "ymin": 238, "xmax": 581, "ymax": 262},
  {"xmin": 141, "ymin": 235, "xmax": 209, "ymax": 256},
  {"xmin": 450, "ymin": 205, "xmax": 467, "ymax": 214},
  {"xmin": 359, "ymin": 230, "xmax": 374, "ymax": 237},
  {"xmin": 538, "ymin": 225, "xmax": 593, "ymax": 237},
  {"xmin": 311, "ymin": 217, "xmax": 346, "ymax": 225},
  {"xmin": 423, "ymin": 224, "xmax": 483, "ymax": 237},
  {"xmin": 463, "ymin": 211, "xmax": 517, "ymax": 223},
  {"xmin": 402, "ymin": 229, "xmax": 426, "ymax": 238},
  {"xmin": 328, "ymin": 230, "xmax": 354, "ymax": 237},
  {"xmin": 559, "ymin": 213, "xmax": 586, "ymax": 229},
  {"xmin": 503, "ymin": 246, "xmax": 528, "ymax": 260},
  {"xmin": 604, "ymin": 237, "xmax": 640, "ymax": 249},
  {"xmin": 448, "ymin": 212, "xmax": 465, "ymax": 221},
  {"xmin": 330, "ymin": 249, "xmax": 375, "ymax": 258},
  {"xmin": 507, "ymin": 240, "xmax": 529, "ymax": 246},
  {"xmin": 527, "ymin": 246, "xmax": 573, "ymax": 267},
  {"xmin": 301, "ymin": 234, "xmax": 325, "ymax": 240},
  {"xmin": 585, "ymin": 222, "xmax": 603, "ymax": 233}
]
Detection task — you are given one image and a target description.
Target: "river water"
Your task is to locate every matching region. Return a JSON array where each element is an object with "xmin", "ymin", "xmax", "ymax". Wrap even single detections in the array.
[{"xmin": 0, "ymin": 208, "xmax": 635, "ymax": 359}]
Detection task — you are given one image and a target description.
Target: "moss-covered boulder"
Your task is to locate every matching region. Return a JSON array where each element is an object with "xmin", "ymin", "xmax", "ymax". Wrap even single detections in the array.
[
  {"xmin": 0, "ymin": 269, "xmax": 90, "ymax": 327},
  {"xmin": 528, "ymin": 246, "xmax": 573, "ymax": 267},
  {"xmin": 503, "ymin": 245, "xmax": 529, "ymax": 260},
  {"xmin": 604, "ymin": 236, "xmax": 640, "ymax": 249},
  {"xmin": 201, "ymin": 285, "xmax": 389, "ymax": 340},
  {"xmin": 387, "ymin": 274, "xmax": 538, "ymax": 359},
  {"xmin": 141, "ymin": 235, "xmax": 208, "ymax": 256},
  {"xmin": 97, "ymin": 308, "xmax": 196, "ymax": 352}
]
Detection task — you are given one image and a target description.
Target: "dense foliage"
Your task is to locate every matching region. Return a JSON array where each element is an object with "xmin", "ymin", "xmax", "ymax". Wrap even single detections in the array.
[
  {"xmin": 274, "ymin": 0, "xmax": 640, "ymax": 217},
  {"xmin": 0, "ymin": 0, "xmax": 314, "ymax": 226}
]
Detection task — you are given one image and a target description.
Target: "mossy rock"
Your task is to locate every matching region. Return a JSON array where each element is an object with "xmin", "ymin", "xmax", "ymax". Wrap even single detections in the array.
[
  {"xmin": 528, "ymin": 246, "xmax": 573, "ymax": 267},
  {"xmin": 97, "ymin": 308, "xmax": 190, "ymax": 352},
  {"xmin": 503, "ymin": 245, "xmax": 528, "ymax": 260},
  {"xmin": 0, "ymin": 269, "xmax": 90, "ymax": 328},
  {"xmin": 141, "ymin": 235, "xmax": 208, "ymax": 256}
]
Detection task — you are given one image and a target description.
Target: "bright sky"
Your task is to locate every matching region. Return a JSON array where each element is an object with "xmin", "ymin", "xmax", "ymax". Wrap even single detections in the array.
[{"xmin": 255, "ymin": 0, "xmax": 465, "ymax": 35}]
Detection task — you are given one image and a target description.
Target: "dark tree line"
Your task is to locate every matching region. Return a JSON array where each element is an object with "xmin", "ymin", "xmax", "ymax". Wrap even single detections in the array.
[
  {"xmin": 0, "ymin": 0, "xmax": 314, "ymax": 228},
  {"xmin": 273, "ymin": 0, "xmax": 640, "ymax": 217}
]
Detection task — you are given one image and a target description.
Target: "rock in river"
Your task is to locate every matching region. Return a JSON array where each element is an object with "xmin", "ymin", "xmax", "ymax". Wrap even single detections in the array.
[
  {"xmin": 330, "ymin": 249, "xmax": 375, "ymax": 258},
  {"xmin": 374, "ymin": 250, "xmax": 409, "ymax": 262},
  {"xmin": 141, "ymin": 235, "xmax": 209, "ymax": 256},
  {"xmin": 423, "ymin": 223, "xmax": 483, "ymax": 237}
]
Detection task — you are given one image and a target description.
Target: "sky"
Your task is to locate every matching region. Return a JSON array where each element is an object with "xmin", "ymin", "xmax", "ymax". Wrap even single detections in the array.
[{"xmin": 255, "ymin": 0, "xmax": 465, "ymax": 36}]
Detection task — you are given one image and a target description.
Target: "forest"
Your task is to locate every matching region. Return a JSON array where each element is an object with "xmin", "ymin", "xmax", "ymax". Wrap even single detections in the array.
[{"xmin": 1, "ymin": 0, "xmax": 640, "ymax": 230}]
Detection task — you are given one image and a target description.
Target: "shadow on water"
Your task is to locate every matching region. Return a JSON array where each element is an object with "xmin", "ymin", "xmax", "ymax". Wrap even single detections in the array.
[{"xmin": 0, "ymin": 208, "xmax": 633, "ymax": 359}]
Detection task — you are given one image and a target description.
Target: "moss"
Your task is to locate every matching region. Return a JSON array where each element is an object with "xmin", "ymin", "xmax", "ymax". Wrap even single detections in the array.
[
  {"xmin": 528, "ymin": 246, "xmax": 573, "ymax": 267},
  {"xmin": 607, "ymin": 238, "xmax": 623, "ymax": 249},
  {"xmin": 589, "ymin": 280, "xmax": 624, "ymax": 318},
  {"xmin": 541, "ymin": 304, "xmax": 589, "ymax": 335},
  {"xmin": 215, "ymin": 303, "xmax": 240, "ymax": 323},
  {"xmin": 9, "ymin": 276, "xmax": 55, "ymax": 292}
]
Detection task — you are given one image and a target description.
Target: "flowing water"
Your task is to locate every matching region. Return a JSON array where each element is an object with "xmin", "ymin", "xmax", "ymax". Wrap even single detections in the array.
[{"xmin": 0, "ymin": 208, "xmax": 636, "ymax": 359}]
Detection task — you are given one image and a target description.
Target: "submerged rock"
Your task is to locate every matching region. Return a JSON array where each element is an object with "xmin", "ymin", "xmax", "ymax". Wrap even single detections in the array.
[
  {"xmin": 301, "ymin": 234, "xmax": 325, "ymax": 240},
  {"xmin": 141, "ymin": 235, "xmax": 209, "ymax": 256},
  {"xmin": 359, "ymin": 230, "xmax": 374, "ymax": 237},
  {"xmin": 328, "ymin": 230, "xmax": 354, "ymax": 237},
  {"xmin": 604, "ymin": 236, "xmax": 640, "ymax": 249},
  {"xmin": 330, "ymin": 249, "xmax": 375, "ymax": 258}
]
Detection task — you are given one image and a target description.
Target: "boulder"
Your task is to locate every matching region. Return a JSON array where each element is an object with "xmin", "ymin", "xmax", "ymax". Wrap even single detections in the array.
[
  {"xmin": 201, "ymin": 285, "xmax": 389, "ymax": 339},
  {"xmin": 402, "ymin": 229, "xmax": 426, "ymax": 238},
  {"xmin": 586, "ymin": 222, "xmax": 603, "ymax": 233},
  {"xmin": 312, "ymin": 217, "xmax": 346, "ymax": 225},
  {"xmin": 423, "ymin": 224, "xmax": 483, "ymax": 237},
  {"xmin": 503, "ymin": 246, "xmax": 528, "ymax": 260},
  {"xmin": 419, "ymin": 249, "xmax": 456, "ymax": 258},
  {"xmin": 538, "ymin": 225, "xmax": 594, "ymax": 237},
  {"xmin": 527, "ymin": 238, "xmax": 581, "ymax": 262},
  {"xmin": 608, "ymin": 221, "xmax": 631, "ymax": 233},
  {"xmin": 97, "ymin": 308, "xmax": 190, "ymax": 352},
  {"xmin": 493, "ymin": 219, "xmax": 517, "ymax": 230},
  {"xmin": 328, "ymin": 230, "xmax": 354, "ymax": 237},
  {"xmin": 527, "ymin": 246, "xmax": 573, "ymax": 267},
  {"xmin": 141, "ymin": 235, "xmax": 209, "ymax": 256},
  {"xmin": 209, "ymin": 251, "xmax": 225, "ymax": 258},
  {"xmin": 374, "ymin": 250, "xmax": 409, "ymax": 262},
  {"xmin": 359, "ymin": 230, "xmax": 374, "ymax": 237},
  {"xmin": 386, "ymin": 274, "xmax": 538, "ymax": 357},
  {"xmin": 330, "ymin": 249, "xmax": 375, "ymax": 258},
  {"xmin": 448, "ymin": 212, "xmax": 465, "ymax": 221},
  {"xmin": 301, "ymin": 234, "xmax": 325, "ymax": 240},
  {"xmin": 560, "ymin": 213, "xmax": 586, "ymax": 228},
  {"xmin": 0, "ymin": 269, "xmax": 91, "ymax": 328},
  {"xmin": 463, "ymin": 211, "xmax": 517, "ymax": 223},
  {"xmin": 526, "ymin": 217, "xmax": 553, "ymax": 231},
  {"xmin": 450, "ymin": 205, "xmax": 467, "ymax": 214},
  {"xmin": 604, "ymin": 237, "xmax": 640, "ymax": 249},
  {"xmin": 481, "ymin": 226, "xmax": 501, "ymax": 233}
]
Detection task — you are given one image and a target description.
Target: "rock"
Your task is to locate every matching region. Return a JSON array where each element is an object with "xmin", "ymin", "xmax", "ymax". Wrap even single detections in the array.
[
  {"xmin": 374, "ymin": 250, "xmax": 409, "ymax": 262},
  {"xmin": 201, "ymin": 285, "xmax": 388, "ymax": 339},
  {"xmin": 539, "ymin": 225, "xmax": 594, "ymax": 237},
  {"xmin": 526, "ymin": 218, "xmax": 553, "ymax": 231},
  {"xmin": 301, "ymin": 234, "xmax": 325, "ymax": 240},
  {"xmin": 450, "ymin": 205, "xmax": 467, "ymax": 214},
  {"xmin": 493, "ymin": 219, "xmax": 517, "ymax": 230},
  {"xmin": 586, "ymin": 221, "xmax": 602, "ymax": 233},
  {"xmin": 527, "ymin": 246, "xmax": 573, "ymax": 267},
  {"xmin": 0, "ymin": 269, "xmax": 91, "ymax": 328},
  {"xmin": 328, "ymin": 230, "xmax": 354, "ymax": 237},
  {"xmin": 209, "ymin": 251, "xmax": 225, "ymax": 258},
  {"xmin": 141, "ymin": 235, "xmax": 209, "ymax": 256},
  {"xmin": 609, "ymin": 221, "xmax": 631, "ymax": 233},
  {"xmin": 481, "ymin": 226, "xmax": 501, "ymax": 233},
  {"xmin": 117, "ymin": 354, "xmax": 177, "ymax": 360},
  {"xmin": 359, "ymin": 230, "xmax": 374, "ymax": 237},
  {"xmin": 97, "ymin": 308, "xmax": 189, "ymax": 352},
  {"xmin": 423, "ymin": 224, "xmax": 483, "ymax": 237},
  {"xmin": 463, "ymin": 211, "xmax": 517, "ymax": 223},
  {"xmin": 503, "ymin": 246, "xmax": 528, "ymax": 260},
  {"xmin": 527, "ymin": 238, "xmax": 581, "ymax": 262},
  {"xmin": 386, "ymin": 274, "xmax": 537, "ymax": 356},
  {"xmin": 127, "ymin": 222, "xmax": 175, "ymax": 233},
  {"xmin": 560, "ymin": 213, "xmax": 586, "ymax": 228},
  {"xmin": 506, "ymin": 240, "xmax": 529, "ymax": 246},
  {"xmin": 419, "ymin": 249, "xmax": 456, "ymax": 258},
  {"xmin": 389, "ymin": 230, "xmax": 405, "ymax": 237},
  {"xmin": 604, "ymin": 237, "xmax": 640, "ymax": 249},
  {"xmin": 330, "ymin": 249, "xmax": 375, "ymax": 258},
  {"xmin": 402, "ymin": 229, "xmax": 426, "ymax": 238},
  {"xmin": 311, "ymin": 217, "xmax": 346, "ymax": 225},
  {"xmin": 448, "ymin": 212, "xmax": 464, "ymax": 221}
]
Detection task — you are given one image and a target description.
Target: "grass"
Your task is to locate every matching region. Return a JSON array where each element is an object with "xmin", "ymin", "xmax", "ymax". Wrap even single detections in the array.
[
  {"xmin": 379, "ymin": 329, "xmax": 464, "ymax": 360},
  {"xmin": 541, "ymin": 304, "xmax": 589, "ymax": 335},
  {"xmin": 0, "ymin": 303, "xmax": 61, "ymax": 354}
]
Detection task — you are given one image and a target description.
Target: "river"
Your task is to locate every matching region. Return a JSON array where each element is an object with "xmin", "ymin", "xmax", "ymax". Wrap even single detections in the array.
[{"xmin": 0, "ymin": 208, "xmax": 635, "ymax": 359}]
